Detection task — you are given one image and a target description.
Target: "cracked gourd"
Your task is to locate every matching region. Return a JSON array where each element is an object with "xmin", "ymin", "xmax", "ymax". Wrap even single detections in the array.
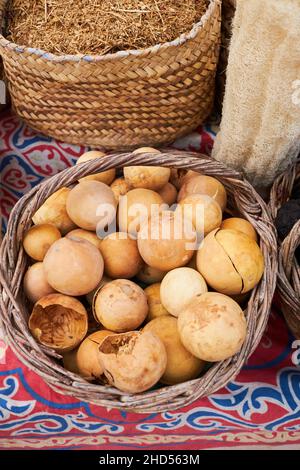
[
  {"xmin": 221, "ymin": 218, "xmax": 257, "ymax": 241},
  {"xmin": 196, "ymin": 228, "xmax": 264, "ymax": 295},
  {"xmin": 29, "ymin": 293, "xmax": 88, "ymax": 352}
]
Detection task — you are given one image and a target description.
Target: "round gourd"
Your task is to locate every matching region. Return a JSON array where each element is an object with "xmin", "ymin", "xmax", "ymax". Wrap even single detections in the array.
[
  {"xmin": 66, "ymin": 180, "xmax": 117, "ymax": 232},
  {"xmin": 178, "ymin": 174, "xmax": 227, "ymax": 211},
  {"xmin": 144, "ymin": 316, "xmax": 205, "ymax": 384},
  {"xmin": 23, "ymin": 224, "xmax": 61, "ymax": 261},
  {"xmin": 93, "ymin": 279, "xmax": 148, "ymax": 332},
  {"xmin": 158, "ymin": 182, "xmax": 178, "ymax": 206},
  {"xmin": 124, "ymin": 166, "xmax": 170, "ymax": 191},
  {"xmin": 86, "ymin": 275, "xmax": 112, "ymax": 305},
  {"xmin": 178, "ymin": 292, "xmax": 247, "ymax": 361},
  {"xmin": 43, "ymin": 237, "xmax": 104, "ymax": 296},
  {"xmin": 76, "ymin": 330, "xmax": 114, "ymax": 380},
  {"xmin": 144, "ymin": 283, "xmax": 169, "ymax": 322},
  {"xmin": 76, "ymin": 151, "xmax": 116, "ymax": 185},
  {"xmin": 177, "ymin": 194, "xmax": 222, "ymax": 236},
  {"xmin": 124, "ymin": 148, "xmax": 170, "ymax": 191},
  {"xmin": 66, "ymin": 228, "xmax": 102, "ymax": 250},
  {"xmin": 32, "ymin": 187, "xmax": 77, "ymax": 235},
  {"xmin": 100, "ymin": 232, "xmax": 143, "ymax": 279},
  {"xmin": 160, "ymin": 267, "xmax": 208, "ymax": 317},
  {"xmin": 138, "ymin": 211, "xmax": 196, "ymax": 271},
  {"xmin": 118, "ymin": 188, "xmax": 164, "ymax": 236},
  {"xmin": 110, "ymin": 177, "xmax": 131, "ymax": 202},
  {"xmin": 24, "ymin": 262, "xmax": 56, "ymax": 303}
]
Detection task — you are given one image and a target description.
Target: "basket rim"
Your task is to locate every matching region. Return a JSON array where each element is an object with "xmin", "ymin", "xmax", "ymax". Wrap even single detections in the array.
[
  {"xmin": 269, "ymin": 158, "xmax": 300, "ymax": 220},
  {"xmin": 0, "ymin": 0, "xmax": 220, "ymax": 63},
  {"xmin": 0, "ymin": 149, "xmax": 278, "ymax": 412},
  {"xmin": 279, "ymin": 218, "xmax": 300, "ymax": 278},
  {"xmin": 277, "ymin": 220, "xmax": 300, "ymax": 335},
  {"xmin": 269, "ymin": 158, "xmax": 300, "ymax": 337}
]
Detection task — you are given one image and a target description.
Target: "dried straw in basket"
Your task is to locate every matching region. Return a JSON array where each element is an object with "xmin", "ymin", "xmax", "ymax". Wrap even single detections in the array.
[
  {"xmin": 0, "ymin": 0, "xmax": 221, "ymax": 148},
  {"xmin": 7, "ymin": 0, "xmax": 209, "ymax": 55},
  {"xmin": 269, "ymin": 159, "xmax": 300, "ymax": 338},
  {"xmin": 0, "ymin": 150, "xmax": 277, "ymax": 412}
]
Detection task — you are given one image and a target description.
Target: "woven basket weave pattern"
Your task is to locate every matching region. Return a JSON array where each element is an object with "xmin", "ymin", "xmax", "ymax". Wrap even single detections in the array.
[
  {"xmin": 0, "ymin": 0, "xmax": 221, "ymax": 148},
  {"xmin": 0, "ymin": 150, "xmax": 277, "ymax": 412},
  {"xmin": 270, "ymin": 160, "xmax": 300, "ymax": 338}
]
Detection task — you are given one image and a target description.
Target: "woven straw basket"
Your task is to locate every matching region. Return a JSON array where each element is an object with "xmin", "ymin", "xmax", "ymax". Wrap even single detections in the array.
[
  {"xmin": 0, "ymin": 150, "xmax": 277, "ymax": 412},
  {"xmin": 270, "ymin": 159, "xmax": 300, "ymax": 338},
  {"xmin": 0, "ymin": 0, "xmax": 221, "ymax": 149}
]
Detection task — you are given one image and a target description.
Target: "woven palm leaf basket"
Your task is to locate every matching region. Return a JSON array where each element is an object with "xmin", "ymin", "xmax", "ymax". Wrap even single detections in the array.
[
  {"xmin": 0, "ymin": 150, "xmax": 277, "ymax": 412},
  {"xmin": 0, "ymin": 0, "xmax": 221, "ymax": 149},
  {"xmin": 270, "ymin": 159, "xmax": 300, "ymax": 338}
]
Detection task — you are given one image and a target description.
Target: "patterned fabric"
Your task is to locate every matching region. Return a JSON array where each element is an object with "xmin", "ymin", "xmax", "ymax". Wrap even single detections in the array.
[{"xmin": 0, "ymin": 111, "xmax": 299, "ymax": 450}]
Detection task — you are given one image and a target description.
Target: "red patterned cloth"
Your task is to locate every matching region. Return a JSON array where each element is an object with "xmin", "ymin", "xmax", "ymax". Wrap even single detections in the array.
[{"xmin": 1, "ymin": 111, "xmax": 300, "ymax": 450}]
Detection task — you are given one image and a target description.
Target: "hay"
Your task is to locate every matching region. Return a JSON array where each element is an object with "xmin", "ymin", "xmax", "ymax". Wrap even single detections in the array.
[{"xmin": 6, "ymin": 0, "xmax": 209, "ymax": 55}]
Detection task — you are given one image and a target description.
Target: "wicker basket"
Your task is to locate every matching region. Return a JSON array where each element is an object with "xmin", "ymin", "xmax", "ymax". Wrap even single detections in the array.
[
  {"xmin": 270, "ymin": 159, "xmax": 300, "ymax": 338},
  {"xmin": 215, "ymin": 0, "xmax": 236, "ymax": 113},
  {"xmin": 0, "ymin": 150, "xmax": 277, "ymax": 412},
  {"xmin": 0, "ymin": 0, "xmax": 221, "ymax": 149}
]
